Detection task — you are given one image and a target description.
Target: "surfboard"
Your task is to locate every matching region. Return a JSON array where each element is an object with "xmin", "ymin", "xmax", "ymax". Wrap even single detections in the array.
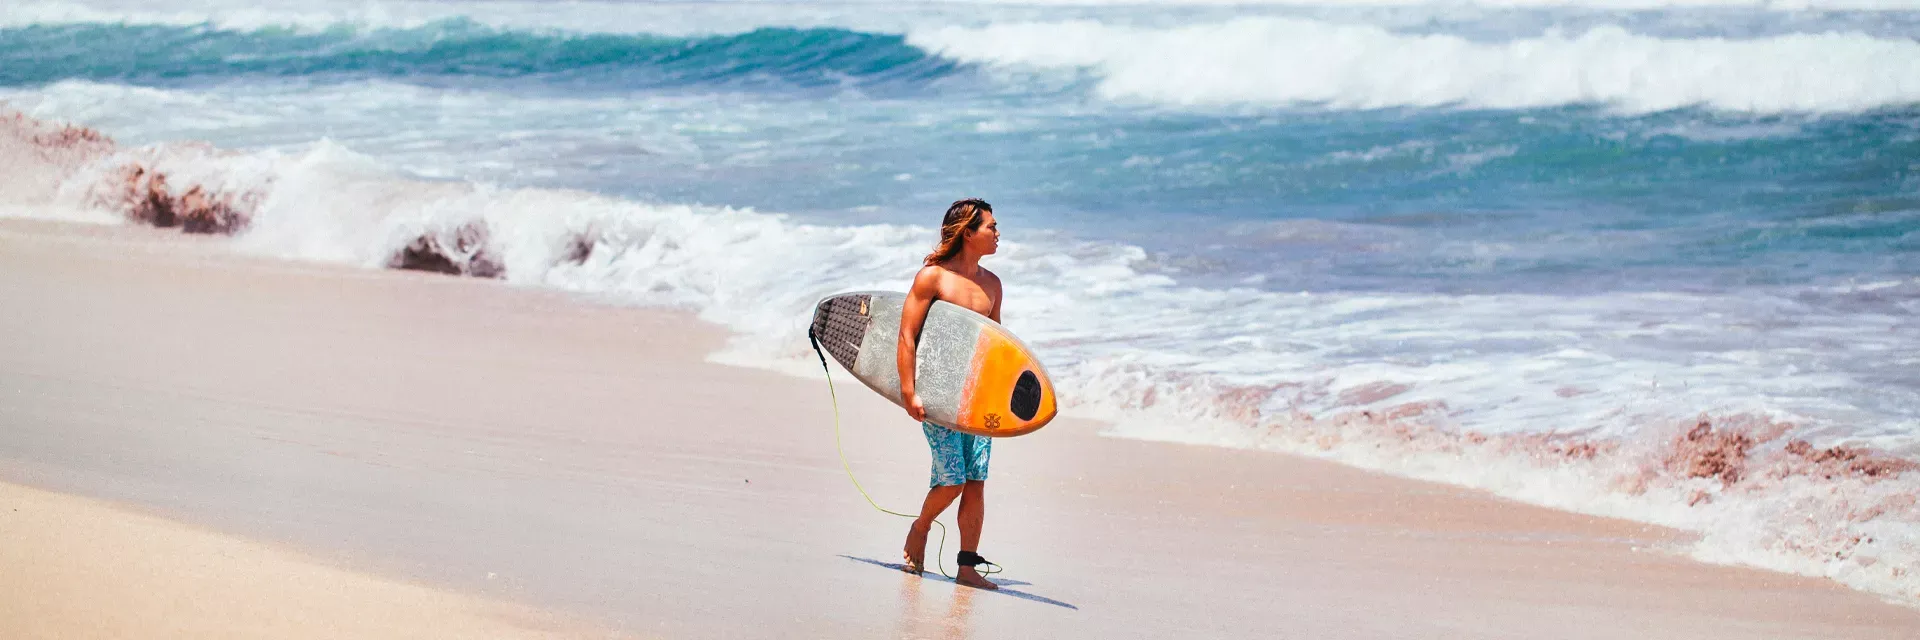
[{"xmin": 809, "ymin": 291, "xmax": 1056, "ymax": 437}]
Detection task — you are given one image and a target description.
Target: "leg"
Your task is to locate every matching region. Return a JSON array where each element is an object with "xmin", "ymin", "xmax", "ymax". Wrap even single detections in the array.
[
  {"xmin": 907, "ymin": 421, "xmax": 969, "ymax": 574},
  {"xmin": 954, "ymin": 480, "xmax": 997, "ymax": 589},
  {"xmin": 954, "ymin": 431, "xmax": 998, "ymax": 590},
  {"xmin": 903, "ymin": 484, "xmax": 962, "ymax": 573},
  {"xmin": 957, "ymin": 480, "xmax": 985, "ymax": 553}
]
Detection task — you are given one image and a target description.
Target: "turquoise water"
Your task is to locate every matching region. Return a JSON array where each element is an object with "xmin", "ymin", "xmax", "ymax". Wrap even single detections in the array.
[{"xmin": 5, "ymin": 16, "xmax": 1913, "ymax": 294}]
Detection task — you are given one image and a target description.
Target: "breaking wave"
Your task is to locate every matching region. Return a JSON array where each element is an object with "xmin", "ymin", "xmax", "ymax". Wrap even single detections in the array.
[
  {"xmin": 910, "ymin": 18, "xmax": 1920, "ymax": 113},
  {"xmin": 8, "ymin": 12, "xmax": 1920, "ymax": 114}
]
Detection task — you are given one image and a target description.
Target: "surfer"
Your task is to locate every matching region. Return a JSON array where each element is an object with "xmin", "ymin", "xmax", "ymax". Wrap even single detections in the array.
[{"xmin": 898, "ymin": 197, "xmax": 1002, "ymax": 590}]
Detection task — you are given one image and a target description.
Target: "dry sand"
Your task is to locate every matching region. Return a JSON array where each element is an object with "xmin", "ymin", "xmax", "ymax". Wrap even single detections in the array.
[
  {"xmin": 0, "ymin": 481, "xmax": 620, "ymax": 640},
  {"xmin": 1, "ymin": 218, "xmax": 1917, "ymax": 639}
]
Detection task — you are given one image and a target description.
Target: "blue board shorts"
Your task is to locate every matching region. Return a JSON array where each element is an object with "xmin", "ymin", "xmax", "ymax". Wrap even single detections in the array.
[{"xmin": 923, "ymin": 421, "xmax": 991, "ymax": 487}]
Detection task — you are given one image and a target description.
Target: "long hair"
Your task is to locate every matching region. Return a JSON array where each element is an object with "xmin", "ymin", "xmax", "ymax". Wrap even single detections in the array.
[{"xmin": 924, "ymin": 198, "xmax": 992, "ymax": 266}]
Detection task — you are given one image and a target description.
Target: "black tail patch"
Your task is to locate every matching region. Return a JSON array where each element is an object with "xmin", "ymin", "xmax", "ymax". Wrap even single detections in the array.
[{"xmin": 810, "ymin": 295, "xmax": 872, "ymax": 371}]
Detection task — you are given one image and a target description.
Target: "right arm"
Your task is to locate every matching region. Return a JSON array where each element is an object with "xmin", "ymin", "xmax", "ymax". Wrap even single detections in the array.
[{"xmin": 898, "ymin": 266, "xmax": 941, "ymax": 421}]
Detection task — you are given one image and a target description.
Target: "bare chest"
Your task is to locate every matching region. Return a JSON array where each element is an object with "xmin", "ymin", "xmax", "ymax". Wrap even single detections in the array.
[{"xmin": 933, "ymin": 275, "xmax": 996, "ymax": 318}]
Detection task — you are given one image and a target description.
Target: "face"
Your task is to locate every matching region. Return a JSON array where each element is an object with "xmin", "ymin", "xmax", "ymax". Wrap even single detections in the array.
[{"xmin": 965, "ymin": 210, "xmax": 1000, "ymax": 256}]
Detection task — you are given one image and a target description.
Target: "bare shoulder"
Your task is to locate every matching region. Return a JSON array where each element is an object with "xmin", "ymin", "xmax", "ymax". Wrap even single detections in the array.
[{"xmin": 910, "ymin": 265, "xmax": 946, "ymax": 292}]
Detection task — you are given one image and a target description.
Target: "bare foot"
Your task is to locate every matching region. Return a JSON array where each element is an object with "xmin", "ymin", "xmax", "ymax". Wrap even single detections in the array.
[
  {"xmin": 902, "ymin": 523, "xmax": 929, "ymax": 575},
  {"xmin": 955, "ymin": 566, "xmax": 999, "ymax": 590}
]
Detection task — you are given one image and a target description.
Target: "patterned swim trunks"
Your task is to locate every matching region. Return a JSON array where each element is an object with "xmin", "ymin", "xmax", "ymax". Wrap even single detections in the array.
[{"xmin": 923, "ymin": 421, "xmax": 991, "ymax": 487}]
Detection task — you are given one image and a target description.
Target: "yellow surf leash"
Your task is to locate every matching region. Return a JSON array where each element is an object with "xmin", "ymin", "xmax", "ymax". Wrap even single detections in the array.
[{"xmin": 808, "ymin": 329, "xmax": 1001, "ymax": 583}]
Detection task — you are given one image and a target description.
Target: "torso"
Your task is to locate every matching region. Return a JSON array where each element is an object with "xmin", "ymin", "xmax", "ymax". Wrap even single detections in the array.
[{"xmin": 929, "ymin": 263, "xmax": 1001, "ymax": 320}]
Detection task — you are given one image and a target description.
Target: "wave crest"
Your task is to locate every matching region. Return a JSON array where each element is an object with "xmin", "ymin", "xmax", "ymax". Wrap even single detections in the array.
[
  {"xmin": 0, "ymin": 21, "xmax": 954, "ymax": 89},
  {"xmin": 910, "ymin": 18, "xmax": 1920, "ymax": 113}
]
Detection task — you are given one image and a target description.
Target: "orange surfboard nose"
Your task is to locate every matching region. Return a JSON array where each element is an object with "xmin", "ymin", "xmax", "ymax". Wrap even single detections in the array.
[{"xmin": 955, "ymin": 330, "xmax": 1056, "ymax": 437}]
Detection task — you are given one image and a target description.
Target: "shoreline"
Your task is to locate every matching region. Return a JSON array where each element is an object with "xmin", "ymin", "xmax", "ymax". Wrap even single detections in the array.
[{"xmin": 3, "ymin": 217, "xmax": 1917, "ymax": 638}]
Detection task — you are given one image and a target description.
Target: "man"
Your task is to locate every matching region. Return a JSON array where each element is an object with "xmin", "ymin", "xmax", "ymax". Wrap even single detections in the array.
[{"xmin": 897, "ymin": 197, "xmax": 1002, "ymax": 590}]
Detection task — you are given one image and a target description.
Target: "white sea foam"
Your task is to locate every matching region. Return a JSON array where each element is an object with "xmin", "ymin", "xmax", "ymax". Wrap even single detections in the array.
[{"xmin": 911, "ymin": 18, "xmax": 1920, "ymax": 113}]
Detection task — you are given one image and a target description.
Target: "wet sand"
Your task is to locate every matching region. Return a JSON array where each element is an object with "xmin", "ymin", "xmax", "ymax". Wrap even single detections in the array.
[{"xmin": 2, "ymin": 218, "xmax": 1916, "ymax": 639}]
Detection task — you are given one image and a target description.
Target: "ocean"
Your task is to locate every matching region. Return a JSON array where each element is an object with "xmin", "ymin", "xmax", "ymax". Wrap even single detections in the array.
[{"xmin": 3, "ymin": 0, "xmax": 1918, "ymax": 604}]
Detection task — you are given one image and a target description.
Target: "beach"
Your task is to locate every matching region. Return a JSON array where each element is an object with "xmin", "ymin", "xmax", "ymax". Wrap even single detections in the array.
[
  {"xmin": 4, "ymin": 217, "xmax": 1916, "ymax": 639},
  {"xmin": 0, "ymin": 480, "xmax": 612, "ymax": 640},
  {"xmin": 4, "ymin": 0, "xmax": 1919, "ymax": 631}
]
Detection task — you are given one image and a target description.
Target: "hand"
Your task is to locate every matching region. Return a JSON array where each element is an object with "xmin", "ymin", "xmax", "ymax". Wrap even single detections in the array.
[{"xmin": 904, "ymin": 392, "xmax": 926, "ymax": 422}]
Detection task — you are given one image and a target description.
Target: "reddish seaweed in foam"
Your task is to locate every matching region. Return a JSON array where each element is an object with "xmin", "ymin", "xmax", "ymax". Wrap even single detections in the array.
[{"xmin": 3, "ymin": 109, "xmax": 256, "ymax": 234}]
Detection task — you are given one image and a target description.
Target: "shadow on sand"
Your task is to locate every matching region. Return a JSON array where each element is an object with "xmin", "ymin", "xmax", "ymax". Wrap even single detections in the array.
[{"xmin": 840, "ymin": 555, "xmax": 1079, "ymax": 610}]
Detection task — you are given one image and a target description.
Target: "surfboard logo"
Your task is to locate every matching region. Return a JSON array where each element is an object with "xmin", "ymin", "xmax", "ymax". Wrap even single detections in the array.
[{"xmin": 984, "ymin": 413, "xmax": 1000, "ymax": 429}]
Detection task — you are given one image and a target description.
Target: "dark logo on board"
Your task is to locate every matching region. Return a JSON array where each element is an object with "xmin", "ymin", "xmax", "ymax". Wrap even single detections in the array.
[{"xmin": 984, "ymin": 414, "xmax": 1001, "ymax": 429}]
